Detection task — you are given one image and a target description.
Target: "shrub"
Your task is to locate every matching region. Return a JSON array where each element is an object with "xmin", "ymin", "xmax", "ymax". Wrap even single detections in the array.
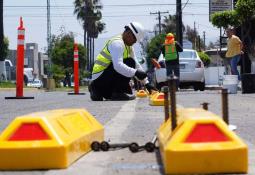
[{"xmin": 198, "ymin": 52, "xmax": 210, "ymax": 67}]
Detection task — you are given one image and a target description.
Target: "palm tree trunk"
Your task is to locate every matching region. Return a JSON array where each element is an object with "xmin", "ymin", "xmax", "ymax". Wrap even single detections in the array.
[
  {"xmin": 92, "ymin": 37, "xmax": 94, "ymax": 69},
  {"xmin": 84, "ymin": 29, "xmax": 87, "ymax": 50},
  {"xmin": 86, "ymin": 33, "xmax": 90, "ymax": 72},
  {"xmin": 0, "ymin": 0, "xmax": 6, "ymax": 81},
  {"xmin": 89, "ymin": 37, "xmax": 92, "ymax": 72}
]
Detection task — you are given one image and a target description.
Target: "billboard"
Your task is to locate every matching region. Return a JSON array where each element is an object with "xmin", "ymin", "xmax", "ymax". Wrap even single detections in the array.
[{"xmin": 209, "ymin": 0, "xmax": 233, "ymax": 21}]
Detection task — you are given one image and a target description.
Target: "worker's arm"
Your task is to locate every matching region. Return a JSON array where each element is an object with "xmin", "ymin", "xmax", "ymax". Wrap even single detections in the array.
[
  {"xmin": 175, "ymin": 41, "xmax": 183, "ymax": 52},
  {"xmin": 131, "ymin": 48, "xmax": 149, "ymax": 84},
  {"xmin": 108, "ymin": 40, "xmax": 137, "ymax": 77},
  {"xmin": 131, "ymin": 48, "xmax": 158, "ymax": 93},
  {"xmin": 236, "ymin": 37, "xmax": 243, "ymax": 54}
]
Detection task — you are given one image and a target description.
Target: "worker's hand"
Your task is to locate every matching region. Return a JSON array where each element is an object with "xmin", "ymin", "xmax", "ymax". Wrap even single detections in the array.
[
  {"xmin": 145, "ymin": 83, "xmax": 158, "ymax": 94},
  {"xmin": 135, "ymin": 70, "xmax": 147, "ymax": 80}
]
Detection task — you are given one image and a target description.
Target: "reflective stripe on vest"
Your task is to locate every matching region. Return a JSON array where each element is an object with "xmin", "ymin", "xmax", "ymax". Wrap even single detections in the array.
[
  {"xmin": 165, "ymin": 43, "xmax": 177, "ymax": 61},
  {"xmin": 92, "ymin": 35, "xmax": 132, "ymax": 74}
]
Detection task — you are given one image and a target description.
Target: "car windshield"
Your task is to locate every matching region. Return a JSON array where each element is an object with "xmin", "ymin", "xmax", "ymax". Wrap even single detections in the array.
[{"xmin": 179, "ymin": 51, "xmax": 197, "ymax": 59}]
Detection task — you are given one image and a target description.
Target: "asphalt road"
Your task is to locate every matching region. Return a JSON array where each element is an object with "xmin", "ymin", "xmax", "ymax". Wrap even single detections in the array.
[{"xmin": 0, "ymin": 88, "xmax": 254, "ymax": 174}]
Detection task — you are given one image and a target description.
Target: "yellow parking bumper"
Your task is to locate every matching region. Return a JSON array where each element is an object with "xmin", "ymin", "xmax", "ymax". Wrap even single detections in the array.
[
  {"xmin": 0, "ymin": 109, "xmax": 104, "ymax": 170},
  {"xmin": 158, "ymin": 108, "xmax": 248, "ymax": 174},
  {"xmin": 136, "ymin": 90, "xmax": 148, "ymax": 98},
  {"xmin": 149, "ymin": 92, "xmax": 165, "ymax": 106}
]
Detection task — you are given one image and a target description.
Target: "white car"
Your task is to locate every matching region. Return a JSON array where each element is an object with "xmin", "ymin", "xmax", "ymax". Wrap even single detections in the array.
[
  {"xmin": 27, "ymin": 79, "xmax": 43, "ymax": 89},
  {"xmin": 154, "ymin": 49, "xmax": 205, "ymax": 91}
]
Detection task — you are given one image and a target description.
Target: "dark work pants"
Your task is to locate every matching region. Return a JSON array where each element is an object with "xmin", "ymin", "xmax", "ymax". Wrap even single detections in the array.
[
  {"xmin": 91, "ymin": 58, "xmax": 136, "ymax": 99},
  {"xmin": 165, "ymin": 60, "xmax": 180, "ymax": 87}
]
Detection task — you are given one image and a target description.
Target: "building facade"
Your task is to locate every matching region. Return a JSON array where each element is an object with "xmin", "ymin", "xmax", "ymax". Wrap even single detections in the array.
[{"xmin": 6, "ymin": 43, "xmax": 49, "ymax": 80}]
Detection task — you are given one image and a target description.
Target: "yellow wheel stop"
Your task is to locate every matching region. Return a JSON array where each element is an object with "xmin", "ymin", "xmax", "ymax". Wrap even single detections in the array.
[{"xmin": 0, "ymin": 109, "xmax": 104, "ymax": 170}]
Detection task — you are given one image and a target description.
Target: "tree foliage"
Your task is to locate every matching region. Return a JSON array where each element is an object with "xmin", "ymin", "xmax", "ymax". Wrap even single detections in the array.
[
  {"xmin": 0, "ymin": 0, "xmax": 3, "ymax": 61},
  {"xmin": 211, "ymin": 0, "xmax": 255, "ymax": 58},
  {"xmin": 2, "ymin": 37, "xmax": 9, "ymax": 60},
  {"xmin": 236, "ymin": 0, "xmax": 255, "ymax": 22},
  {"xmin": 161, "ymin": 15, "xmax": 177, "ymax": 34},
  {"xmin": 74, "ymin": 0, "xmax": 105, "ymax": 37},
  {"xmin": 211, "ymin": 10, "xmax": 240, "ymax": 29},
  {"xmin": 198, "ymin": 52, "xmax": 210, "ymax": 67},
  {"xmin": 146, "ymin": 34, "xmax": 165, "ymax": 67},
  {"xmin": 50, "ymin": 32, "xmax": 86, "ymax": 76}
]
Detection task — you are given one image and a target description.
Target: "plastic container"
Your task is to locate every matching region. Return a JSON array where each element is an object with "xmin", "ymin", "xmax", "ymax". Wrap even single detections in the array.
[{"xmin": 222, "ymin": 75, "xmax": 238, "ymax": 94}]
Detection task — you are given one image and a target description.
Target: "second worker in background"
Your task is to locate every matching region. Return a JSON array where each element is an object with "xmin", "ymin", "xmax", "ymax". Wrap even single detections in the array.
[{"xmin": 161, "ymin": 33, "xmax": 183, "ymax": 87}]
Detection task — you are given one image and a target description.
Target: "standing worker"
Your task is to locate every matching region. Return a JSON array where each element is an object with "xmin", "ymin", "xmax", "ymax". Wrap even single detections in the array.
[
  {"xmin": 225, "ymin": 27, "xmax": 243, "ymax": 80},
  {"xmin": 161, "ymin": 33, "xmax": 183, "ymax": 86},
  {"xmin": 89, "ymin": 22, "xmax": 157, "ymax": 101}
]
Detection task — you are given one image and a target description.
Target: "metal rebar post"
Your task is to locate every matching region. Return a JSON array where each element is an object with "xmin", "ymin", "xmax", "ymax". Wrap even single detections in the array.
[
  {"xmin": 201, "ymin": 102, "xmax": 209, "ymax": 110},
  {"xmin": 221, "ymin": 88, "xmax": 229, "ymax": 124},
  {"xmin": 163, "ymin": 86, "xmax": 169, "ymax": 122},
  {"xmin": 168, "ymin": 76, "xmax": 177, "ymax": 131}
]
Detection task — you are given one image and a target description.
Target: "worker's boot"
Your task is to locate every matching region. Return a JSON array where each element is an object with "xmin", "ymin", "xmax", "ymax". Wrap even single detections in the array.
[
  {"xmin": 111, "ymin": 92, "xmax": 136, "ymax": 101},
  {"xmin": 88, "ymin": 82, "xmax": 103, "ymax": 101}
]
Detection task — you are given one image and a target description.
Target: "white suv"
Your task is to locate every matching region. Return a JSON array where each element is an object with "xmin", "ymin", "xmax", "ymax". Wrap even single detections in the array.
[{"xmin": 154, "ymin": 49, "xmax": 205, "ymax": 91}]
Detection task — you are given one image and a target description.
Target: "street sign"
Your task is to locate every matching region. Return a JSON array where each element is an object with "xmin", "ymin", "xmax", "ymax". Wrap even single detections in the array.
[{"xmin": 209, "ymin": 0, "xmax": 233, "ymax": 21}]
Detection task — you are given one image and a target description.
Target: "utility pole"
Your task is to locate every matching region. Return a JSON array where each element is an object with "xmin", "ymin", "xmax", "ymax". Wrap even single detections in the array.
[
  {"xmin": 47, "ymin": 0, "xmax": 52, "ymax": 77},
  {"xmin": 203, "ymin": 31, "xmax": 206, "ymax": 50},
  {"xmin": 198, "ymin": 35, "xmax": 201, "ymax": 52},
  {"xmin": 194, "ymin": 21, "xmax": 196, "ymax": 50},
  {"xmin": 176, "ymin": 0, "xmax": 183, "ymax": 46},
  {"xmin": 150, "ymin": 11, "xmax": 168, "ymax": 34}
]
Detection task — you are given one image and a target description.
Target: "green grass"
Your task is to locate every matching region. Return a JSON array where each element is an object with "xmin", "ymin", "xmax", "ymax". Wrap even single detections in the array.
[
  {"xmin": 55, "ymin": 86, "xmax": 88, "ymax": 92},
  {"xmin": 0, "ymin": 81, "xmax": 16, "ymax": 88}
]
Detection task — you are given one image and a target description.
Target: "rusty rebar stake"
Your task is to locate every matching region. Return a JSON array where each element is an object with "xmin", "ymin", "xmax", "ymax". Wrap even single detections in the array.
[
  {"xmin": 221, "ymin": 88, "xmax": 229, "ymax": 124},
  {"xmin": 168, "ymin": 76, "xmax": 177, "ymax": 131},
  {"xmin": 163, "ymin": 86, "xmax": 169, "ymax": 122},
  {"xmin": 201, "ymin": 102, "xmax": 209, "ymax": 110}
]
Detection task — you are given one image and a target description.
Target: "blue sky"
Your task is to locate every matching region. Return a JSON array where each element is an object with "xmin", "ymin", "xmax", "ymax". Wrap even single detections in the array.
[{"xmin": 4, "ymin": 0, "xmax": 220, "ymax": 52}]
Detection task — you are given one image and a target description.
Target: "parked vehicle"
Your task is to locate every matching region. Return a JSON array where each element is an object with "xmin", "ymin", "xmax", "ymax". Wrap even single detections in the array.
[
  {"xmin": 27, "ymin": 79, "xmax": 43, "ymax": 89},
  {"xmin": 4, "ymin": 59, "xmax": 34, "ymax": 85},
  {"xmin": 153, "ymin": 49, "xmax": 205, "ymax": 91}
]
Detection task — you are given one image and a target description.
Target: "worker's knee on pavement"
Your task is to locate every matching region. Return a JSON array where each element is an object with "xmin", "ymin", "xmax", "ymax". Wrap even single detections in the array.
[{"xmin": 89, "ymin": 81, "xmax": 103, "ymax": 101}]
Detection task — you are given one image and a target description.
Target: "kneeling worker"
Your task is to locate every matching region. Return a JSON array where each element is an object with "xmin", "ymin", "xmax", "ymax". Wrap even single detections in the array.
[{"xmin": 89, "ymin": 22, "xmax": 157, "ymax": 101}]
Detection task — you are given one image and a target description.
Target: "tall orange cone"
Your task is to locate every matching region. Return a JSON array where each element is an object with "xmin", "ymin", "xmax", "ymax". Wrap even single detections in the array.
[
  {"xmin": 16, "ymin": 17, "xmax": 25, "ymax": 97},
  {"xmin": 68, "ymin": 43, "xmax": 85, "ymax": 95},
  {"xmin": 5, "ymin": 17, "xmax": 34, "ymax": 99}
]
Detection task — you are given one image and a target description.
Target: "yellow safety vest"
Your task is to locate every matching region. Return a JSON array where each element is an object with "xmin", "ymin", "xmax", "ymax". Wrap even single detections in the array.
[{"xmin": 92, "ymin": 35, "xmax": 132, "ymax": 74}]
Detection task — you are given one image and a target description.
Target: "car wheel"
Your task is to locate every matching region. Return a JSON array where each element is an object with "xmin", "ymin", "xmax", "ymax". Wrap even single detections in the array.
[
  {"xmin": 199, "ymin": 81, "xmax": 205, "ymax": 91},
  {"xmin": 193, "ymin": 84, "xmax": 199, "ymax": 91},
  {"xmin": 24, "ymin": 75, "xmax": 28, "ymax": 86}
]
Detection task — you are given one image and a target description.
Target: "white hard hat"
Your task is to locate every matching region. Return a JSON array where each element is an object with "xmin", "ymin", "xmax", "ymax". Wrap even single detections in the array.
[{"xmin": 127, "ymin": 22, "xmax": 145, "ymax": 42}]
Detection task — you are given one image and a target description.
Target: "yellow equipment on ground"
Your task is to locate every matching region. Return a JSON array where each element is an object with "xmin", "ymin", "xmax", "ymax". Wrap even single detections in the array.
[
  {"xmin": 136, "ymin": 89, "xmax": 148, "ymax": 98},
  {"xmin": 0, "ymin": 109, "xmax": 104, "ymax": 170},
  {"xmin": 157, "ymin": 108, "xmax": 248, "ymax": 174},
  {"xmin": 149, "ymin": 92, "xmax": 165, "ymax": 106}
]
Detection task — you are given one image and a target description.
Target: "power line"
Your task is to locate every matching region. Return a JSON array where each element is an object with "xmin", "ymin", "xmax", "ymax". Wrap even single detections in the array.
[
  {"xmin": 3, "ymin": 3, "xmax": 209, "ymax": 8},
  {"xmin": 3, "ymin": 13, "xmax": 210, "ymax": 18},
  {"xmin": 150, "ymin": 11, "xmax": 169, "ymax": 34},
  {"xmin": 182, "ymin": 0, "xmax": 190, "ymax": 10}
]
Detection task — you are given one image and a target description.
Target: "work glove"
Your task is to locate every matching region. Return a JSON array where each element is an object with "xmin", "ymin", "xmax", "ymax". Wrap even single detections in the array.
[
  {"xmin": 135, "ymin": 70, "xmax": 147, "ymax": 80},
  {"xmin": 145, "ymin": 83, "xmax": 158, "ymax": 94}
]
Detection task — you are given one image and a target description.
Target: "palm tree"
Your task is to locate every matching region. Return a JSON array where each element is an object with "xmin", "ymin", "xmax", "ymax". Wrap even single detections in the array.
[
  {"xmin": 87, "ymin": 10, "xmax": 105, "ymax": 71},
  {"xmin": 74, "ymin": 0, "xmax": 105, "ymax": 73},
  {"xmin": 161, "ymin": 14, "xmax": 185, "ymax": 36},
  {"xmin": 161, "ymin": 15, "xmax": 177, "ymax": 34}
]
